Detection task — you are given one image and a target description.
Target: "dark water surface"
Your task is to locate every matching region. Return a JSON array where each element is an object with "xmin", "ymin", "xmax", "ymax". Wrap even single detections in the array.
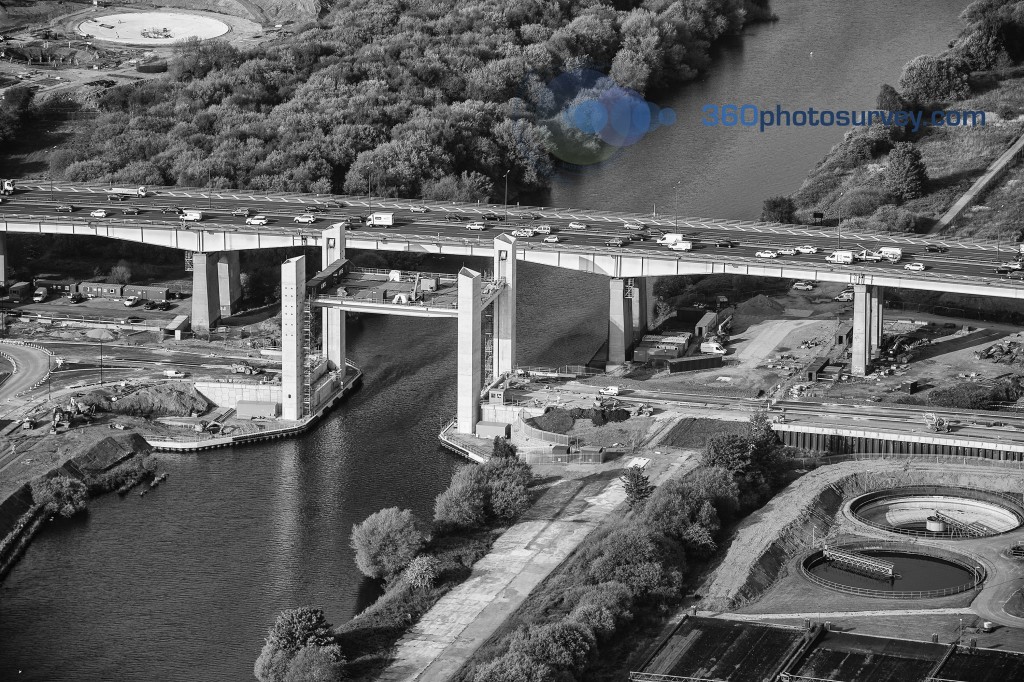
[{"xmin": 0, "ymin": 1, "xmax": 972, "ymax": 679}]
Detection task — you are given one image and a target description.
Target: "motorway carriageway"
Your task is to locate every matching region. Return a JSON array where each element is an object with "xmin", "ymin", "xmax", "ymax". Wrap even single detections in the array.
[{"xmin": 3, "ymin": 184, "xmax": 1024, "ymax": 286}]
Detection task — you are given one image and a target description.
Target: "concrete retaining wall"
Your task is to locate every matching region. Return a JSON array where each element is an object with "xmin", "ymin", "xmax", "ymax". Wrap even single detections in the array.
[
  {"xmin": 194, "ymin": 380, "xmax": 282, "ymax": 408},
  {"xmin": 776, "ymin": 424, "xmax": 1024, "ymax": 461}
]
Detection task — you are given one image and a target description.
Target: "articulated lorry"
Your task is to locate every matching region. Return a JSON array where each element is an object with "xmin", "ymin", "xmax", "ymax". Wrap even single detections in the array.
[{"xmin": 105, "ymin": 186, "xmax": 148, "ymax": 197}]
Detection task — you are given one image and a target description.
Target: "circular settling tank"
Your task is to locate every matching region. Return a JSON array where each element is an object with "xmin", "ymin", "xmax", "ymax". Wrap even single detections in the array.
[
  {"xmin": 802, "ymin": 544, "xmax": 984, "ymax": 598},
  {"xmin": 78, "ymin": 13, "xmax": 229, "ymax": 45},
  {"xmin": 849, "ymin": 486, "xmax": 1024, "ymax": 539}
]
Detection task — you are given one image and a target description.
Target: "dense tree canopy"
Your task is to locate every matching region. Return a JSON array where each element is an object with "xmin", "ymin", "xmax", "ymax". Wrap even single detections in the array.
[{"xmin": 46, "ymin": 0, "xmax": 770, "ymax": 200}]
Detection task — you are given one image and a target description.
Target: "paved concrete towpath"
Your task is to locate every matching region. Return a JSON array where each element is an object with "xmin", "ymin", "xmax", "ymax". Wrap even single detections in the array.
[{"xmin": 377, "ymin": 450, "xmax": 697, "ymax": 682}]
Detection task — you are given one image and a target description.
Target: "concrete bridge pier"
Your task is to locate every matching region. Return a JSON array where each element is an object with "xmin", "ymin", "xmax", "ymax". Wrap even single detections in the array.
[
  {"xmin": 607, "ymin": 277, "xmax": 634, "ymax": 369},
  {"xmin": 851, "ymin": 284, "xmax": 885, "ymax": 376},
  {"xmin": 0, "ymin": 233, "xmax": 7, "ymax": 287},
  {"xmin": 457, "ymin": 267, "xmax": 482, "ymax": 434},
  {"xmin": 321, "ymin": 224, "xmax": 347, "ymax": 371},
  {"xmin": 492, "ymin": 234, "xmax": 517, "ymax": 377},
  {"xmin": 191, "ymin": 252, "xmax": 222, "ymax": 332},
  {"xmin": 217, "ymin": 251, "xmax": 242, "ymax": 317},
  {"xmin": 280, "ymin": 255, "xmax": 306, "ymax": 421}
]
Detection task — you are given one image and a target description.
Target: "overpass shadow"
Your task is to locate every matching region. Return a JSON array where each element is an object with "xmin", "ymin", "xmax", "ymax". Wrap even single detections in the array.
[{"xmin": 910, "ymin": 328, "xmax": 1008, "ymax": 362}]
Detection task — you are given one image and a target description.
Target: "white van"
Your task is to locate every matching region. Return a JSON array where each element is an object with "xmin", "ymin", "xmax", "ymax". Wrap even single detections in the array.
[
  {"xmin": 181, "ymin": 210, "xmax": 203, "ymax": 222},
  {"xmin": 825, "ymin": 250, "xmax": 854, "ymax": 265},
  {"xmin": 700, "ymin": 341, "xmax": 727, "ymax": 355},
  {"xmin": 599, "ymin": 386, "xmax": 620, "ymax": 396}
]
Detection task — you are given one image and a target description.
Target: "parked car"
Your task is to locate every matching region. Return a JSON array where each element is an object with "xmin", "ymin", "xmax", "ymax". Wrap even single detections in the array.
[
  {"xmin": 999, "ymin": 261, "xmax": 1023, "ymax": 270},
  {"xmin": 55, "ymin": 204, "xmax": 75, "ymax": 212},
  {"xmin": 646, "ymin": 228, "xmax": 664, "ymax": 236},
  {"xmin": 67, "ymin": 293, "xmax": 85, "ymax": 304},
  {"xmin": 246, "ymin": 215, "xmax": 269, "ymax": 225},
  {"xmin": 792, "ymin": 281, "xmax": 815, "ymax": 291},
  {"xmin": 522, "ymin": 212, "xmax": 541, "ymax": 220},
  {"xmin": 534, "ymin": 225, "xmax": 552, "ymax": 234},
  {"xmin": 293, "ymin": 214, "xmax": 317, "ymax": 224},
  {"xmin": 567, "ymin": 221, "xmax": 588, "ymax": 230},
  {"xmin": 446, "ymin": 214, "xmax": 466, "ymax": 222},
  {"xmin": 156, "ymin": 301, "xmax": 172, "ymax": 311},
  {"xmin": 143, "ymin": 300, "xmax": 158, "ymax": 310},
  {"xmin": 232, "ymin": 207, "xmax": 251, "ymax": 217},
  {"xmin": 796, "ymin": 245, "xmax": 819, "ymax": 254},
  {"xmin": 834, "ymin": 291, "xmax": 854, "ymax": 302},
  {"xmin": 160, "ymin": 205, "xmax": 184, "ymax": 214},
  {"xmin": 410, "ymin": 205, "xmax": 429, "ymax": 213},
  {"xmin": 121, "ymin": 316, "xmax": 143, "ymax": 324},
  {"xmin": 90, "ymin": 209, "xmax": 109, "ymax": 218},
  {"xmin": 904, "ymin": 262, "xmax": 926, "ymax": 271},
  {"xmin": 776, "ymin": 247, "xmax": 798, "ymax": 256},
  {"xmin": 466, "ymin": 222, "xmax": 487, "ymax": 230},
  {"xmin": 543, "ymin": 235, "xmax": 561, "ymax": 243},
  {"xmin": 715, "ymin": 239, "xmax": 737, "ymax": 248},
  {"xmin": 628, "ymin": 233, "xmax": 645, "ymax": 241},
  {"xmin": 123, "ymin": 296, "xmax": 140, "ymax": 307},
  {"xmin": 925, "ymin": 244, "xmax": 948, "ymax": 253},
  {"xmin": 755, "ymin": 250, "xmax": 778, "ymax": 258},
  {"xmin": 122, "ymin": 207, "xmax": 140, "ymax": 215}
]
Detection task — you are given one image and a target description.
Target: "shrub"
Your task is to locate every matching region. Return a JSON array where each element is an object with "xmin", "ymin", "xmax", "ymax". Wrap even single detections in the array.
[
  {"xmin": 255, "ymin": 607, "xmax": 336, "ymax": 682},
  {"xmin": 884, "ymin": 142, "xmax": 928, "ymax": 201},
  {"xmin": 620, "ymin": 466, "xmax": 653, "ymax": 510},
  {"xmin": 492, "ymin": 437, "xmax": 518, "ymax": 459},
  {"xmin": 591, "ymin": 409, "xmax": 607, "ymax": 426},
  {"xmin": 760, "ymin": 196, "xmax": 797, "ymax": 223},
  {"xmin": 402, "ymin": 555, "xmax": 441, "ymax": 590},
  {"xmin": 473, "ymin": 651, "xmax": 556, "ymax": 682},
  {"xmin": 899, "ymin": 54, "xmax": 971, "ymax": 104},
  {"xmin": 508, "ymin": 621, "xmax": 596, "ymax": 673},
  {"xmin": 434, "ymin": 468, "xmax": 488, "ymax": 532},
  {"xmin": 871, "ymin": 204, "xmax": 919, "ymax": 233},
  {"xmin": 350, "ymin": 507, "xmax": 425, "ymax": 581},
  {"xmin": 877, "ymin": 83, "xmax": 908, "ymax": 112},
  {"xmin": 488, "ymin": 477, "xmax": 530, "ymax": 523},
  {"xmin": 283, "ymin": 644, "xmax": 345, "ymax": 682},
  {"xmin": 567, "ymin": 582, "xmax": 634, "ymax": 640},
  {"xmin": 482, "ymin": 455, "xmax": 533, "ymax": 489},
  {"xmin": 839, "ymin": 187, "xmax": 891, "ymax": 218},
  {"xmin": 31, "ymin": 475, "xmax": 88, "ymax": 518}
]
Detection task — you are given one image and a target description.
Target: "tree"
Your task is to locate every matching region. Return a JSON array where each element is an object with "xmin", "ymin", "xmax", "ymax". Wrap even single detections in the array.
[
  {"xmin": 31, "ymin": 475, "xmax": 88, "ymax": 517},
  {"xmin": 876, "ymin": 84, "xmax": 907, "ymax": 112},
  {"xmin": 884, "ymin": 142, "xmax": 928, "ymax": 201},
  {"xmin": 492, "ymin": 437, "xmax": 518, "ymax": 459},
  {"xmin": 255, "ymin": 607, "xmax": 336, "ymax": 682},
  {"xmin": 473, "ymin": 651, "xmax": 556, "ymax": 682},
  {"xmin": 283, "ymin": 644, "xmax": 345, "ymax": 682},
  {"xmin": 898, "ymin": 55, "xmax": 970, "ymax": 104},
  {"xmin": 109, "ymin": 260, "xmax": 132, "ymax": 284},
  {"xmin": 402, "ymin": 555, "xmax": 441, "ymax": 590},
  {"xmin": 508, "ymin": 621, "xmax": 596, "ymax": 673},
  {"xmin": 620, "ymin": 466, "xmax": 653, "ymax": 510},
  {"xmin": 433, "ymin": 470, "xmax": 488, "ymax": 532},
  {"xmin": 760, "ymin": 196, "xmax": 796, "ymax": 223},
  {"xmin": 488, "ymin": 477, "xmax": 530, "ymax": 523},
  {"xmin": 349, "ymin": 507, "xmax": 425, "ymax": 581}
]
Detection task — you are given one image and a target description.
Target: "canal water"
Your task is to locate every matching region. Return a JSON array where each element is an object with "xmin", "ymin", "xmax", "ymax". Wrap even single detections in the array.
[{"xmin": 0, "ymin": 1, "xmax": 972, "ymax": 680}]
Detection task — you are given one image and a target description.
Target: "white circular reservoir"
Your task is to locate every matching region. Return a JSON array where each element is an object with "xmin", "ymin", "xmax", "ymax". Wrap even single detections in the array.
[
  {"xmin": 850, "ymin": 486, "xmax": 1024, "ymax": 538},
  {"xmin": 78, "ymin": 13, "xmax": 230, "ymax": 45}
]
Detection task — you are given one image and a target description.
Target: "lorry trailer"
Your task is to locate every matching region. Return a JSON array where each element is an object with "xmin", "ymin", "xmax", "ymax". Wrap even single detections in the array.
[
  {"xmin": 8, "ymin": 282, "xmax": 32, "ymax": 302},
  {"xmin": 105, "ymin": 186, "xmax": 148, "ymax": 197}
]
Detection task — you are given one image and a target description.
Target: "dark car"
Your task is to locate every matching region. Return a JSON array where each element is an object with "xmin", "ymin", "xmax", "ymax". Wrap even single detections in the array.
[
  {"xmin": 122, "ymin": 316, "xmax": 143, "ymax": 324},
  {"xmin": 321, "ymin": 201, "xmax": 345, "ymax": 209},
  {"xmin": 143, "ymin": 300, "xmax": 158, "ymax": 310},
  {"xmin": 646, "ymin": 228, "xmax": 664, "ymax": 237},
  {"xmin": 628, "ymin": 233, "xmax": 645, "ymax": 241},
  {"xmin": 715, "ymin": 239, "xmax": 737, "ymax": 247},
  {"xmin": 156, "ymin": 301, "xmax": 172, "ymax": 311},
  {"xmin": 55, "ymin": 204, "xmax": 74, "ymax": 213},
  {"xmin": 304, "ymin": 205, "xmax": 326, "ymax": 213},
  {"xmin": 122, "ymin": 207, "xmax": 140, "ymax": 215},
  {"xmin": 68, "ymin": 293, "xmax": 85, "ymax": 304},
  {"xmin": 446, "ymin": 214, "xmax": 466, "ymax": 222},
  {"xmin": 482, "ymin": 213, "xmax": 504, "ymax": 221},
  {"xmin": 925, "ymin": 244, "xmax": 949, "ymax": 253},
  {"xmin": 106, "ymin": 193, "xmax": 129, "ymax": 202},
  {"xmin": 160, "ymin": 205, "xmax": 184, "ymax": 214}
]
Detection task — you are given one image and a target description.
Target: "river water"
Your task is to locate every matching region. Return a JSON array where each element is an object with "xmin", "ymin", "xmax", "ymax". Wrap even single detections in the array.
[{"xmin": 0, "ymin": 2, "xmax": 971, "ymax": 680}]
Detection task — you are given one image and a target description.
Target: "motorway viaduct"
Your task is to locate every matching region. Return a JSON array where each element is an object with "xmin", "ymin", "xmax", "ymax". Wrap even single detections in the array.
[{"xmin": 2, "ymin": 181, "xmax": 1024, "ymax": 383}]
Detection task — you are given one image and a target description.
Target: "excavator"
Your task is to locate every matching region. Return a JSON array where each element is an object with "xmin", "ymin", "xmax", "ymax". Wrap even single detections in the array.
[{"xmin": 924, "ymin": 413, "xmax": 950, "ymax": 433}]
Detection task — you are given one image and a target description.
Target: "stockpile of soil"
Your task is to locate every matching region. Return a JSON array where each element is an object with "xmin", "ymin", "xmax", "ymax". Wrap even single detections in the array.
[
  {"xmin": 736, "ymin": 294, "xmax": 785, "ymax": 317},
  {"xmin": 80, "ymin": 384, "xmax": 208, "ymax": 417}
]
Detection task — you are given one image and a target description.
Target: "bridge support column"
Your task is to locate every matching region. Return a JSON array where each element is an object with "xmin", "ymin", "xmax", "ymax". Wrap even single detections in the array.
[
  {"xmin": 631, "ymin": 277, "xmax": 649, "ymax": 341},
  {"xmin": 492, "ymin": 234, "xmax": 517, "ymax": 377},
  {"xmin": 0, "ymin": 233, "xmax": 7, "ymax": 287},
  {"xmin": 321, "ymin": 224, "xmax": 347, "ymax": 371},
  {"xmin": 217, "ymin": 251, "xmax": 242, "ymax": 317},
  {"xmin": 607, "ymin": 278, "xmax": 633, "ymax": 370},
  {"xmin": 280, "ymin": 255, "xmax": 306, "ymax": 421},
  {"xmin": 870, "ymin": 286, "xmax": 884, "ymax": 360},
  {"xmin": 457, "ymin": 267, "xmax": 482, "ymax": 435},
  {"xmin": 851, "ymin": 284, "xmax": 875, "ymax": 376},
  {"xmin": 191, "ymin": 252, "xmax": 221, "ymax": 333}
]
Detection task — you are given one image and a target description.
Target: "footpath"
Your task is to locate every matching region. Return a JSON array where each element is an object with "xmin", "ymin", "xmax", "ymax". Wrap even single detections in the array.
[{"xmin": 377, "ymin": 448, "xmax": 697, "ymax": 682}]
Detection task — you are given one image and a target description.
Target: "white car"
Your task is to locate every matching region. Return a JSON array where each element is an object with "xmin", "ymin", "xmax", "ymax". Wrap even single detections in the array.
[
  {"xmin": 543, "ymin": 235, "xmax": 560, "ymax": 243},
  {"xmin": 776, "ymin": 247, "xmax": 798, "ymax": 256},
  {"xmin": 466, "ymin": 222, "xmax": 487, "ymax": 230},
  {"xmin": 512, "ymin": 229, "xmax": 534, "ymax": 237},
  {"xmin": 293, "ymin": 214, "xmax": 317, "ymax": 224},
  {"xmin": 123, "ymin": 296, "xmax": 140, "ymax": 307},
  {"xmin": 567, "ymin": 221, "xmax": 587, "ymax": 230},
  {"xmin": 755, "ymin": 250, "xmax": 778, "ymax": 258},
  {"xmin": 999, "ymin": 261, "xmax": 1023, "ymax": 270},
  {"xmin": 89, "ymin": 209, "xmax": 109, "ymax": 218},
  {"xmin": 796, "ymin": 245, "xmax": 819, "ymax": 254},
  {"xmin": 410, "ymin": 206, "xmax": 429, "ymax": 213},
  {"xmin": 534, "ymin": 225, "xmax": 552, "ymax": 234},
  {"xmin": 246, "ymin": 215, "xmax": 269, "ymax": 225},
  {"xmin": 624, "ymin": 223, "xmax": 644, "ymax": 231},
  {"xmin": 904, "ymin": 262, "xmax": 926, "ymax": 271},
  {"xmin": 792, "ymin": 281, "xmax": 815, "ymax": 291}
]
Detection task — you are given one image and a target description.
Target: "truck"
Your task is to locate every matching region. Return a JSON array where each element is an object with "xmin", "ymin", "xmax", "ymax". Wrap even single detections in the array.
[
  {"xmin": 668, "ymin": 241, "xmax": 694, "ymax": 251},
  {"xmin": 8, "ymin": 281, "xmax": 31, "ymax": 302},
  {"xmin": 825, "ymin": 250, "xmax": 855, "ymax": 265},
  {"xmin": 1, "ymin": 179, "xmax": 14, "ymax": 195},
  {"xmin": 105, "ymin": 186, "xmax": 148, "ymax": 197},
  {"xmin": 878, "ymin": 246, "xmax": 903, "ymax": 263},
  {"xmin": 855, "ymin": 249, "xmax": 883, "ymax": 262},
  {"xmin": 366, "ymin": 212, "xmax": 395, "ymax": 227},
  {"xmin": 700, "ymin": 341, "xmax": 728, "ymax": 355},
  {"xmin": 656, "ymin": 233, "xmax": 687, "ymax": 245},
  {"xmin": 181, "ymin": 210, "xmax": 203, "ymax": 222},
  {"xmin": 231, "ymin": 362, "xmax": 262, "ymax": 375},
  {"xmin": 32, "ymin": 286, "xmax": 47, "ymax": 303}
]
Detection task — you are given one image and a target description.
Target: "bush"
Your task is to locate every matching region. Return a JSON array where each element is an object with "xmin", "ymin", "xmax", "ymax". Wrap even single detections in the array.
[
  {"xmin": 473, "ymin": 652, "xmax": 556, "ymax": 682},
  {"xmin": 350, "ymin": 507, "xmax": 425, "ymax": 581},
  {"xmin": 434, "ymin": 468, "xmax": 488, "ymax": 532},
  {"xmin": 488, "ymin": 477, "xmax": 530, "ymax": 523},
  {"xmin": 899, "ymin": 54, "xmax": 971, "ymax": 104},
  {"xmin": 482, "ymin": 455, "xmax": 533, "ymax": 489},
  {"xmin": 402, "ymin": 555, "xmax": 441, "ymax": 590},
  {"xmin": 492, "ymin": 437, "xmax": 518, "ymax": 459},
  {"xmin": 761, "ymin": 196, "xmax": 797, "ymax": 223},
  {"xmin": 884, "ymin": 142, "xmax": 928, "ymax": 201},
  {"xmin": 567, "ymin": 582, "xmax": 634, "ymax": 640},
  {"xmin": 508, "ymin": 621, "xmax": 596, "ymax": 673},
  {"xmin": 591, "ymin": 409, "xmax": 607, "ymax": 426},
  {"xmin": 31, "ymin": 475, "xmax": 88, "ymax": 518},
  {"xmin": 607, "ymin": 408, "xmax": 631, "ymax": 423},
  {"xmin": 283, "ymin": 644, "xmax": 345, "ymax": 682},
  {"xmin": 255, "ymin": 607, "xmax": 336, "ymax": 682},
  {"xmin": 620, "ymin": 466, "xmax": 653, "ymax": 510},
  {"xmin": 871, "ymin": 204, "xmax": 919, "ymax": 233},
  {"xmin": 839, "ymin": 186, "xmax": 891, "ymax": 217}
]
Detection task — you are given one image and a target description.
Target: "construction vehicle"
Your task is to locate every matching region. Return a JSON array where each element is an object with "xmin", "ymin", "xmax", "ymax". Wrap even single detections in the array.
[
  {"xmin": 231, "ymin": 361, "xmax": 262, "ymax": 375},
  {"xmin": 1, "ymin": 179, "xmax": 15, "ymax": 195},
  {"xmin": 878, "ymin": 247, "xmax": 903, "ymax": 263},
  {"xmin": 924, "ymin": 412, "xmax": 949, "ymax": 433}
]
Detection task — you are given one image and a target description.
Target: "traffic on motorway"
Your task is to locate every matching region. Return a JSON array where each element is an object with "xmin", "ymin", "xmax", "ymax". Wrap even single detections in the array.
[{"xmin": 1, "ymin": 181, "xmax": 1021, "ymax": 284}]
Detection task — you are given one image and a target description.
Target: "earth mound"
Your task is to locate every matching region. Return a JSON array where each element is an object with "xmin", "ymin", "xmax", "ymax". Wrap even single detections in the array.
[{"xmin": 80, "ymin": 384, "xmax": 209, "ymax": 417}]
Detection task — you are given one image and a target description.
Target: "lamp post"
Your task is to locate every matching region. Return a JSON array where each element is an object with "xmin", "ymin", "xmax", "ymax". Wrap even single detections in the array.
[
  {"xmin": 503, "ymin": 170, "xmax": 510, "ymax": 222},
  {"xmin": 47, "ymin": 355, "xmax": 51, "ymax": 402},
  {"xmin": 674, "ymin": 181, "xmax": 681, "ymax": 229},
  {"xmin": 207, "ymin": 169, "xmax": 213, "ymax": 209},
  {"xmin": 837, "ymin": 192, "xmax": 845, "ymax": 249}
]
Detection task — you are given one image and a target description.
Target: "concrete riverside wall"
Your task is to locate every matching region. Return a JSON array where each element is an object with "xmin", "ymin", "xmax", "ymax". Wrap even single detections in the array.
[{"xmin": 776, "ymin": 423, "xmax": 1024, "ymax": 460}]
